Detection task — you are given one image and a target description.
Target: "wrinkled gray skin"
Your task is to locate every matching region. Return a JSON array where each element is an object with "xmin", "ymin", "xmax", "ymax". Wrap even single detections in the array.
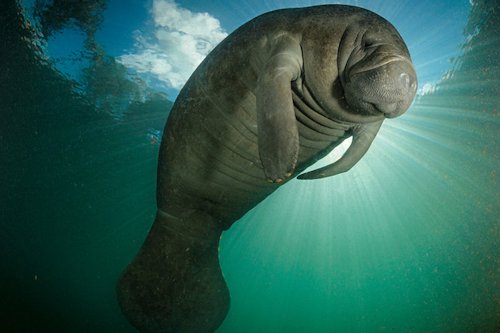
[{"xmin": 117, "ymin": 5, "xmax": 417, "ymax": 333}]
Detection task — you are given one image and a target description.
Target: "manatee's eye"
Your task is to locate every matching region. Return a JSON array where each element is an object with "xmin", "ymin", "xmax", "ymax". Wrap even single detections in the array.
[{"xmin": 362, "ymin": 39, "xmax": 375, "ymax": 49}]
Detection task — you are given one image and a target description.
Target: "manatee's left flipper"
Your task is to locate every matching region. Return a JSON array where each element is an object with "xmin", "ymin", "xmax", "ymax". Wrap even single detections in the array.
[
  {"xmin": 298, "ymin": 120, "xmax": 383, "ymax": 180},
  {"xmin": 256, "ymin": 36, "xmax": 303, "ymax": 183}
]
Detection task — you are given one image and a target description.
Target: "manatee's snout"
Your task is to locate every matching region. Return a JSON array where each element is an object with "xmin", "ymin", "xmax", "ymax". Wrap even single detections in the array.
[
  {"xmin": 344, "ymin": 57, "xmax": 417, "ymax": 118},
  {"xmin": 371, "ymin": 60, "xmax": 417, "ymax": 118}
]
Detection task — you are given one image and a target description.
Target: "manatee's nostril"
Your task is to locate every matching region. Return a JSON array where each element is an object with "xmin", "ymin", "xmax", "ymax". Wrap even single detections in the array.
[
  {"xmin": 410, "ymin": 81, "xmax": 417, "ymax": 92},
  {"xmin": 399, "ymin": 73, "xmax": 410, "ymax": 90}
]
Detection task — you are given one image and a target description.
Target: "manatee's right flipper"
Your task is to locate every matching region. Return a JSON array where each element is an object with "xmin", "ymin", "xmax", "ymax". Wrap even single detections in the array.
[
  {"xmin": 255, "ymin": 35, "xmax": 303, "ymax": 183},
  {"xmin": 298, "ymin": 120, "xmax": 383, "ymax": 179},
  {"xmin": 117, "ymin": 209, "xmax": 229, "ymax": 333}
]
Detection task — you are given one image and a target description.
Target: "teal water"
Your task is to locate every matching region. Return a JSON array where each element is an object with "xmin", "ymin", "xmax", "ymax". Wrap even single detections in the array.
[{"xmin": 1, "ymin": 0, "xmax": 498, "ymax": 332}]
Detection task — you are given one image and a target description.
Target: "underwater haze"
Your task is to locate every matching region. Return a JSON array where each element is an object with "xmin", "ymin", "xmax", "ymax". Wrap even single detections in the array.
[{"xmin": 1, "ymin": 0, "xmax": 498, "ymax": 332}]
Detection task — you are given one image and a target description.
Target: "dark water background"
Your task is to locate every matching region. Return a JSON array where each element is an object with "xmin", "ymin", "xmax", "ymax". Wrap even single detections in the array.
[{"xmin": 1, "ymin": 0, "xmax": 498, "ymax": 332}]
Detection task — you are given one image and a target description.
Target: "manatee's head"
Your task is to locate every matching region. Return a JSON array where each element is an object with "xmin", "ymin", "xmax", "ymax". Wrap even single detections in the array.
[
  {"xmin": 338, "ymin": 13, "xmax": 417, "ymax": 118},
  {"xmin": 298, "ymin": 6, "xmax": 417, "ymax": 122}
]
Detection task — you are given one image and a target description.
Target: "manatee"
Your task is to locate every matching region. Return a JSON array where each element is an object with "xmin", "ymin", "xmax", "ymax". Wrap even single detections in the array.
[{"xmin": 117, "ymin": 5, "xmax": 417, "ymax": 332}]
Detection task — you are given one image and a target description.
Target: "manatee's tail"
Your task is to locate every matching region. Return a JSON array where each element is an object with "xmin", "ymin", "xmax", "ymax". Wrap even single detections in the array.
[{"xmin": 117, "ymin": 209, "xmax": 229, "ymax": 333}]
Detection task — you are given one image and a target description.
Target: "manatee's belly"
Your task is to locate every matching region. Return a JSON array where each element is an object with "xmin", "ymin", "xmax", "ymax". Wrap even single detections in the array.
[
  {"xmin": 292, "ymin": 88, "xmax": 353, "ymax": 165},
  {"xmin": 158, "ymin": 86, "xmax": 352, "ymax": 226}
]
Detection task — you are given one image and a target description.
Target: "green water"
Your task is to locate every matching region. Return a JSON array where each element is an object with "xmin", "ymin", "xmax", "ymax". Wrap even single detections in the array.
[{"xmin": 1, "ymin": 0, "xmax": 498, "ymax": 332}]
